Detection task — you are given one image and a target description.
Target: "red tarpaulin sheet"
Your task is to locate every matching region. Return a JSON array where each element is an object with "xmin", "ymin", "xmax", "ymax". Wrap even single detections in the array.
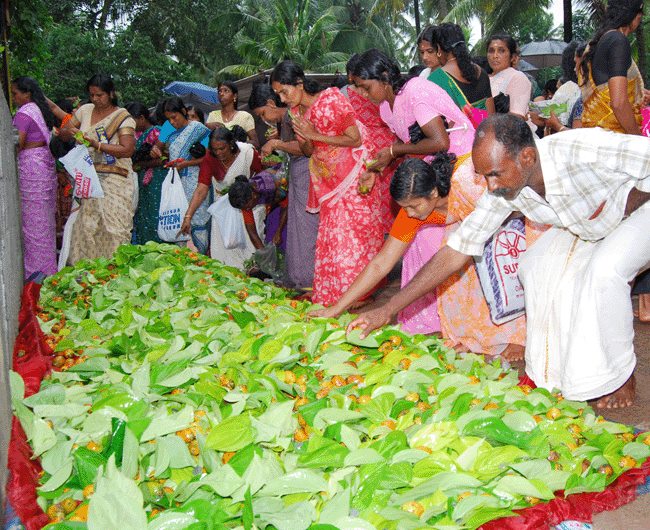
[{"xmin": 6, "ymin": 283, "xmax": 650, "ymax": 529}]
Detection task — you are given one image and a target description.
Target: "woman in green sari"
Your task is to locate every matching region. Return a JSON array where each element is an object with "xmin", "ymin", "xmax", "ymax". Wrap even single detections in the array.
[
  {"xmin": 126, "ymin": 102, "xmax": 167, "ymax": 244},
  {"xmin": 426, "ymin": 23, "xmax": 495, "ymax": 122}
]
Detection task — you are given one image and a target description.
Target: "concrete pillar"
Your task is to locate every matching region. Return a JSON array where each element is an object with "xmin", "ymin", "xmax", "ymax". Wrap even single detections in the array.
[{"xmin": 0, "ymin": 86, "xmax": 24, "ymax": 519}]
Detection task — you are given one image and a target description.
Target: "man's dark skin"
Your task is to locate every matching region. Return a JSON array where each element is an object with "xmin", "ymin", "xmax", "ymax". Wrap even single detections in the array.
[{"xmin": 348, "ymin": 127, "xmax": 649, "ymax": 408}]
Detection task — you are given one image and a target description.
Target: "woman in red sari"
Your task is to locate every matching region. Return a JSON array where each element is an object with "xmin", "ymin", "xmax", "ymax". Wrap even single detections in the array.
[{"xmin": 270, "ymin": 60, "xmax": 388, "ymax": 306}]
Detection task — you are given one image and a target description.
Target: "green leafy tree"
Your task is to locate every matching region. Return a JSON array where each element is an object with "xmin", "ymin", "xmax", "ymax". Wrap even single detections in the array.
[
  {"xmin": 444, "ymin": 0, "xmax": 552, "ymax": 51},
  {"xmin": 128, "ymin": 0, "xmax": 243, "ymax": 83},
  {"xmin": 503, "ymin": 7, "xmax": 560, "ymax": 45},
  {"xmin": 38, "ymin": 24, "xmax": 191, "ymax": 105},
  {"xmin": 221, "ymin": 0, "xmax": 348, "ymax": 76},
  {"xmin": 8, "ymin": 0, "xmax": 53, "ymax": 83},
  {"xmin": 327, "ymin": 0, "xmax": 413, "ymax": 64}
]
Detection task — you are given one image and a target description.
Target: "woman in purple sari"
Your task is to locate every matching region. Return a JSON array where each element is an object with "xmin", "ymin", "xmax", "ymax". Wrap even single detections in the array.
[{"xmin": 11, "ymin": 77, "xmax": 58, "ymax": 279}]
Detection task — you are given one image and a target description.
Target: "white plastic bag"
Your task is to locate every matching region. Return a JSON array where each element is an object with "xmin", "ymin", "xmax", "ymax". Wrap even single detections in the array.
[
  {"xmin": 59, "ymin": 144, "xmax": 104, "ymax": 199},
  {"xmin": 474, "ymin": 217, "xmax": 526, "ymax": 325},
  {"xmin": 207, "ymin": 194, "xmax": 247, "ymax": 249},
  {"xmin": 58, "ymin": 200, "xmax": 79, "ymax": 270},
  {"xmin": 157, "ymin": 168, "xmax": 190, "ymax": 242}
]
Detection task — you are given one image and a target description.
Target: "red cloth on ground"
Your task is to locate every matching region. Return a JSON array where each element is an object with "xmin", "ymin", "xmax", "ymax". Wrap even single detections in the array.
[
  {"xmin": 8, "ymin": 282, "xmax": 51, "ymax": 530},
  {"xmin": 481, "ymin": 457, "xmax": 650, "ymax": 529}
]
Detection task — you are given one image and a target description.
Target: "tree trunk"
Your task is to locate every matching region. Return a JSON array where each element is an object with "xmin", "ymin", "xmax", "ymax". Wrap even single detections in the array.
[
  {"xmin": 636, "ymin": 22, "xmax": 647, "ymax": 85},
  {"xmin": 414, "ymin": 0, "xmax": 421, "ymax": 38},
  {"xmin": 98, "ymin": 0, "xmax": 113, "ymax": 31},
  {"xmin": 437, "ymin": 0, "xmax": 448, "ymax": 21},
  {"xmin": 563, "ymin": 0, "xmax": 572, "ymax": 43}
]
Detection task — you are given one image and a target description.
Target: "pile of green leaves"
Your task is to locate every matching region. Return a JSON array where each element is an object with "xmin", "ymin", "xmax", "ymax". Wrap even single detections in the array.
[{"xmin": 11, "ymin": 243, "xmax": 650, "ymax": 530}]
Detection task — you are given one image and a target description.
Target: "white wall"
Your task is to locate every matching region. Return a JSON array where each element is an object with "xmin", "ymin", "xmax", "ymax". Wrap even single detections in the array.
[{"xmin": 0, "ymin": 87, "xmax": 24, "ymax": 519}]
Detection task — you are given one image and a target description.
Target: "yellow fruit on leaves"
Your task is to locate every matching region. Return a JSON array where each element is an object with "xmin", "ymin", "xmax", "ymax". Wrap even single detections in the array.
[
  {"xmin": 46, "ymin": 504, "xmax": 65, "ymax": 522},
  {"xmin": 86, "ymin": 441, "xmax": 101, "ymax": 452},
  {"xmin": 294, "ymin": 428, "xmax": 309, "ymax": 442},
  {"xmin": 619, "ymin": 456, "xmax": 637, "ymax": 469},
  {"xmin": 61, "ymin": 497, "xmax": 78, "ymax": 514},
  {"xmin": 546, "ymin": 407, "xmax": 562, "ymax": 420},
  {"xmin": 69, "ymin": 503, "xmax": 89, "ymax": 522},
  {"xmin": 401, "ymin": 501, "xmax": 424, "ymax": 517}
]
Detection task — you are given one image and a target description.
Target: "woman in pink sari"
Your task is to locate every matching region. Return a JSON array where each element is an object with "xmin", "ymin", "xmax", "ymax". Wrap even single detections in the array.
[
  {"xmin": 11, "ymin": 77, "xmax": 58, "ymax": 279},
  {"xmin": 270, "ymin": 60, "xmax": 388, "ymax": 306},
  {"xmin": 349, "ymin": 49, "xmax": 475, "ymax": 333}
]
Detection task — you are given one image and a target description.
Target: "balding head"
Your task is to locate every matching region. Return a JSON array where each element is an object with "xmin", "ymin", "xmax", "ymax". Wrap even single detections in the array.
[
  {"xmin": 472, "ymin": 115, "xmax": 540, "ymax": 201},
  {"xmin": 473, "ymin": 114, "xmax": 535, "ymax": 159}
]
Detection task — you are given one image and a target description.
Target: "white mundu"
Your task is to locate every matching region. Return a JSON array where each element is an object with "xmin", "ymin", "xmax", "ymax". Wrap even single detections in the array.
[
  {"xmin": 449, "ymin": 127, "xmax": 650, "ymax": 400},
  {"xmin": 520, "ymin": 201, "xmax": 649, "ymax": 400}
]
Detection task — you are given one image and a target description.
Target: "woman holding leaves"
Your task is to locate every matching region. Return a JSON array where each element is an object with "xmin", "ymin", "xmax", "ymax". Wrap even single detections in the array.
[{"xmin": 270, "ymin": 60, "xmax": 387, "ymax": 306}]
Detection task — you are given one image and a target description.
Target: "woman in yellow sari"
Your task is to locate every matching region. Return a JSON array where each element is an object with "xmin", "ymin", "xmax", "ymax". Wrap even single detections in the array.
[
  {"xmin": 579, "ymin": 0, "xmax": 645, "ymax": 134},
  {"xmin": 580, "ymin": 0, "xmax": 649, "ymax": 322}
]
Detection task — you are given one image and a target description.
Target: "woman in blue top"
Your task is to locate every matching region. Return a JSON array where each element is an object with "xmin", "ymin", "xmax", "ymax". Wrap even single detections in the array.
[{"xmin": 152, "ymin": 97, "xmax": 211, "ymax": 254}]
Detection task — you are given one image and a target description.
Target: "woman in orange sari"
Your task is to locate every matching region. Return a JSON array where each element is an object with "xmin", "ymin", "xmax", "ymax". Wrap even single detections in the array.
[
  {"xmin": 314, "ymin": 154, "xmax": 539, "ymax": 359},
  {"xmin": 270, "ymin": 60, "xmax": 388, "ymax": 306}
]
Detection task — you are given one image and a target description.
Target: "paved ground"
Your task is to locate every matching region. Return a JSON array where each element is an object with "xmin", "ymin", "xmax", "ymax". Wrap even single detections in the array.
[{"xmin": 369, "ymin": 284, "xmax": 650, "ymax": 528}]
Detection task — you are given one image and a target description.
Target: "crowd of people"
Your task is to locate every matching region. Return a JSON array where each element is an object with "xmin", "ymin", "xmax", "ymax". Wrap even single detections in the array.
[{"xmin": 9, "ymin": 0, "xmax": 650, "ymax": 409}]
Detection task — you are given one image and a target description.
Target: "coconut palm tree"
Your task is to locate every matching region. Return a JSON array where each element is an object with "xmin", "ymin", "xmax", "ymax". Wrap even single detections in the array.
[
  {"xmin": 444, "ymin": 0, "xmax": 552, "ymax": 51},
  {"xmin": 327, "ymin": 0, "xmax": 413, "ymax": 63},
  {"xmin": 220, "ymin": 0, "xmax": 348, "ymax": 76}
]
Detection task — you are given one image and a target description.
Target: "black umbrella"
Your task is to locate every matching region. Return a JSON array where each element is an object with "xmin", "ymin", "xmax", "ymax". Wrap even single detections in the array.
[{"xmin": 520, "ymin": 40, "xmax": 568, "ymax": 69}]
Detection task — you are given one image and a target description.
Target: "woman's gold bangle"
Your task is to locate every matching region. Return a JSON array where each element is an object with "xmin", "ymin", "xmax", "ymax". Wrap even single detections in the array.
[{"xmin": 389, "ymin": 145, "xmax": 394, "ymax": 158}]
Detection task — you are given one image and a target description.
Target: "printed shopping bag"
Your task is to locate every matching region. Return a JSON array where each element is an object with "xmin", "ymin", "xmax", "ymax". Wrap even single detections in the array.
[{"xmin": 157, "ymin": 168, "xmax": 191, "ymax": 242}]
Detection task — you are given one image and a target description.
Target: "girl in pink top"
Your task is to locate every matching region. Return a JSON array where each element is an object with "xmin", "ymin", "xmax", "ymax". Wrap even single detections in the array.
[{"xmin": 349, "ymin": 48, "xmax": 475, "ymax": 172}]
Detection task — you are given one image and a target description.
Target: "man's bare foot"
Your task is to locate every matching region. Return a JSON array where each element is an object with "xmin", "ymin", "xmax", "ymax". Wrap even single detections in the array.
[
  {"xmin": 595, "ymin": 374, "xmax": 636, "ymax": 410},
  {"xmin": 501, "ymin": 343, "xmax": 525, "ymax": 362}
]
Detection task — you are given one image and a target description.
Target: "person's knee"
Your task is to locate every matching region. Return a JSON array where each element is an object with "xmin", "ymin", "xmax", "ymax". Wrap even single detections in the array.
[{"xmin": 586, "ymin": 254, "xmax": 630, "ymax": 290}]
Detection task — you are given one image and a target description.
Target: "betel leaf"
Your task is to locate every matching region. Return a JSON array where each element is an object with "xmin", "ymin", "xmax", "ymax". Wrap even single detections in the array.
[
  {"xmin": 258, "ymin": 469, "xmax": 329, "ymax": 496},
  {"xmin": 256, "ymin": 500, "xmax": 316, "ymax": 530},
  {"xmin": 563, "ymin": 472, "xmax": 607, "ymax": 495},
  {"xmin": 74, "ymin": 447, "xmax": 108, "ymax": 486},
  {"xmin": 298, "ymin": 435, "xmax": 349, "ymax": 469},
  {"xmin": 312, "ymin": 408, "xmax": 364, "ymax": 430},
  {"xmin": 344, "ymin": 448, "xmax": 384, "ymax": 467},
  {"xmin": 243, "ymin": 486, "xmax": 254, "ymax": 530},
  {"xmin": 31, "ymin": 418, "xmax": 58, "ymax": 457},
  {"xmin": 462, "ymin": 417, "xmax": 541, "ymax": 450},
  {"xmin": 623, "ymin": 442, "xmax": 650, "ymax": 461},
  {"xmin": 228, "ymin": 445, "xmax": 264, "ymax": 477},
  {"xmin": 493, "ymin": 475, "xmax": 555, "ymax": 500},
  {"xmin": 23, "ymin": 383, "xmax": 66, "ymax": 406},
  {"xmin": 371, "ymin": 430, "xmax": 409, "ymax": 459},
  {"xmin": 409, "ymin": 421, "xmax": 459, "ymax": 452},
  {"xmin": 205, "ymin": 413, "xmax": 255, "ymax": 452},
  {"xmin": 88, "ymin": 456, "xmax": 148, "ymax": 530},
  {"xmin": 147, "ymin": 511, "xmax": 199, "ymax": 530},
  {"xmin": 345, "ymin": 328, "xmax": 380, "ymax": 348},
  {"xmin": 394, "ymin": 472, "xmax": 482, "ymax": 503},
  {"xmin": 360, "ymin": 392, "xmax": 395, "ymax": 423},
  {"xmin": 39, "ymin": 460, "xmax": 73, "ymax": 492}
]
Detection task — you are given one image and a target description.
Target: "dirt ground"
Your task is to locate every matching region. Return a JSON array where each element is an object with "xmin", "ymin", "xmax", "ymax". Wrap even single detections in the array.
[
  {"xmin": 589, "ymin": 315, "xmax": 650, "ymax": 530},
  {"xmin": 369, "ymin": 284, "xmax": 650, "ymax": 529}
]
